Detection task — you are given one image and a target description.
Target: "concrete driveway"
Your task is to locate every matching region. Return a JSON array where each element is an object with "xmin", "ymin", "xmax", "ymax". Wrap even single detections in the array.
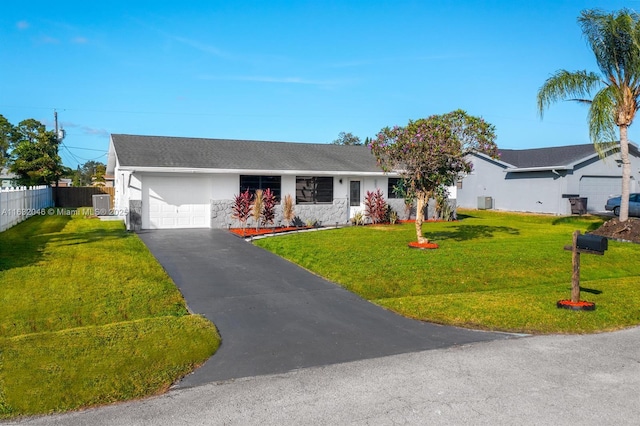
[{"xmin": 136, "ymin": 229, "xmax": 513, "ymax": 388}]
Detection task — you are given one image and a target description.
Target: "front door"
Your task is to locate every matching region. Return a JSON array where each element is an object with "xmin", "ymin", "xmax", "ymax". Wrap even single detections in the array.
[{"xmin": 349, "ymin": 180, "xmax": 363, "ymax": 220}]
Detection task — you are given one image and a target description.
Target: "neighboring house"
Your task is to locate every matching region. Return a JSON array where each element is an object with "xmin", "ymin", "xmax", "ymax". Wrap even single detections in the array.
[
  {"xmin": 106, "ymin": 134, "xmax": 408, "ymax": 230},
  {"xmin": 0, "ymin": 168, "xmax": 17, "ymax": 188},
  {"xmin": 56, "ymin": 178, "xmax": 73, "ymax": 187},
  {"xmin": 457, "ymin": 143, "xmax": 640, "ymax": 215}
]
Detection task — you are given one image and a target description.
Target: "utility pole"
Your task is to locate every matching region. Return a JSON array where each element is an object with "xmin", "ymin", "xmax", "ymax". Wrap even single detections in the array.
[{"xmin": 54, "ymin": 110, "xmax": 65, "ymax": 143}]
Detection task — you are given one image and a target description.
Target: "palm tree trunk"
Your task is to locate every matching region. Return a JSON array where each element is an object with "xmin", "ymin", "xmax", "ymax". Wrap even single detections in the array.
[
  {"xmin": 619, "ymin": 125, "xmax": 631, "ymax": 222},
  {"xmin": 414, "ymin": 192, "xmax": 428, "ymax": 243}
]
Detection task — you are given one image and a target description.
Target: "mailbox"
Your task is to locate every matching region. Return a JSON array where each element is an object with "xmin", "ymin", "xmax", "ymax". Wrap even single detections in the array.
[{"xmin": 576, "ymin": 234, "xmax": 608, "ymax": 253}]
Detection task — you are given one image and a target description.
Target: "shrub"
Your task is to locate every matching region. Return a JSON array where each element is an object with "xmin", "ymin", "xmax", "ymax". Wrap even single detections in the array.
[
  {"xmin": 252, "ymin": 189, "xmax": 264, "ymax": 230},
  {"xmin": 388, "ymin": 208, "xmax": 398, "ymax": 224},
  {"xmin": 364, "ymin": 189, "xmax": 388, "ymax": 224},
  {"xmin": 261, "ymin": 188, "xmax": 277, "ymax": 226},
  {"xmin": 434, "ymin": 186, "xmax": 455, "ymax": 221},
  {"xmin": 282, "ymin": 194, "xmax": 295, "ymax": 227},
  {"xmin": 232, "ymin": 189, "xmax": 252, "ymax": 229},
  {"xmin": 351, "ymin": 211, "xmax": 365, "ymax": 226}
]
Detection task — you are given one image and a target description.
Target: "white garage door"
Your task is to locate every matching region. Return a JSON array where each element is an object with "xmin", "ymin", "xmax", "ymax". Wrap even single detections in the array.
[
  {"xmin": 579, "ymin": 176, "xmax": 622, "ymax": 213},
  {"xmin": 143, "ymin": 176, "xmax": 211, "ymax": 229}
]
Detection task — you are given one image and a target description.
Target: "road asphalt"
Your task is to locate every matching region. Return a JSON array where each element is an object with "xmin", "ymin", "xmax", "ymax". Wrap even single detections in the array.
[{"xmin": 11, "ymin": 326, "xmax": 640, "ymax": 425}]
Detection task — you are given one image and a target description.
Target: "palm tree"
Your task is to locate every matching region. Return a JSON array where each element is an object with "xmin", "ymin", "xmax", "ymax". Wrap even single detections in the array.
[{"xmin": 537, "ymin": 8, "xmax": 640, "ymax": 222}]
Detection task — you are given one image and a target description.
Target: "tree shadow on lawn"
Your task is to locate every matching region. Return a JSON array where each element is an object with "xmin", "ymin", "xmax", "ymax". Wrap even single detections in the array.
[
  {"xmin": 424, "ymin": 224, "xmax": 520, "ymax": 242},
  {"xmin": 552, "ymin": 216, "xmax": 604, "ymax": 232},
  {"xmin": 0, "ymin": 217, "xmax": 123, "ymax": 272},
  {"xmin": 0, "ymin": 215, "xmax": 71, "ymax": 271}
]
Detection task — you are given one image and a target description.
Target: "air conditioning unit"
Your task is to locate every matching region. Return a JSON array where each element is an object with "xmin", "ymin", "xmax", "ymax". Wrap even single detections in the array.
[
  {"xmin": 92, "ymin": 194, "xmax": 111, "ymax": 216},
  {"xmin": 477, "ymin": 196, "xmax": 493, "ymax": 210}
]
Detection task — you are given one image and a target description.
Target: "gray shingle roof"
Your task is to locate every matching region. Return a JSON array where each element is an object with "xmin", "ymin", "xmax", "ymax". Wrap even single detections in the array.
[
  {"xmin": 497, "ymin": 144, "xmax": 599, "ymax": 168},
  {"xmin": 111, "ymin": 134, "xmax": 382, "ymax": 173}
]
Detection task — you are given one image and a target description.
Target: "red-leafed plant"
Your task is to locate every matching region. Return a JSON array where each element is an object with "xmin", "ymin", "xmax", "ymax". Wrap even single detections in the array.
[
  {"xmin": 364, "ymin": 188, "xmax": 387, "ymax": 224},
  {"xmin": 261, "ymin": 188, "xmax": 277, "ymax": 226},
  {"xmin": 232, "ymin": 189, "xmax": 252, "ymax": 231}
]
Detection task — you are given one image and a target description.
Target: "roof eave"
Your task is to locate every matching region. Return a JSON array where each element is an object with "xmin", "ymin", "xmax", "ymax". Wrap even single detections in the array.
[
  {"xmin": 116, "ymin": 166, "xmax": 395, "ymax": 177},
  {"xmin": 504, "ymin": 166, "xmax": 571, "ymax": 173}
]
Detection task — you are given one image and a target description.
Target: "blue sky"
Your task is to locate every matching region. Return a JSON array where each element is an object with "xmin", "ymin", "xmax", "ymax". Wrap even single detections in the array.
[{"xmin": 2, "ymin": 1, "xmax": 639, "ymax": 168}]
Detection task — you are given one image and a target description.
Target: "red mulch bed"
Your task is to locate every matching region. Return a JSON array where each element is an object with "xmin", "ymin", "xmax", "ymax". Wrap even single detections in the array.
[
  {"xmin": 229, "ymin": 226, "xmax": 310, "ymax": 237},
  {"xmin": 556, "ymin": 299, "xmax": 596, "ymax": 311},
  {"xmin": 408, "ymin": 241, "xmax": 439, "ymax": 249}
]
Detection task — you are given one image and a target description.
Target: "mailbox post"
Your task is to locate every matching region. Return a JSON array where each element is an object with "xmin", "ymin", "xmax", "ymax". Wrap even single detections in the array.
[{"xmin": 560, "ymin": 230, "xmax": 607, "ymax": 310}]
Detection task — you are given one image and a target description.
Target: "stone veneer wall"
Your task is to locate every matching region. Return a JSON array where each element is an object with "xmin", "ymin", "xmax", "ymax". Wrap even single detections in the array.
[
  {"xmin": 211, "ymin": 198, "xmax": 349, "ymax": 229},
  {"xmin": 210, "ymin": 198, "xmax": 455, "ymax": 228}
]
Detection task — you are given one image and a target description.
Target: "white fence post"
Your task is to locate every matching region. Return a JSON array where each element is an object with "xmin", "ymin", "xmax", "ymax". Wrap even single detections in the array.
[{"xmin": 0, "ymin": 185, "xmax": 54, "ymax": 233}]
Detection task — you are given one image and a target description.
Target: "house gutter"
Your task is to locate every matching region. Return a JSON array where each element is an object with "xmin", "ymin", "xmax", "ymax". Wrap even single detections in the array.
[
  {"xmin": 117, "ymin": 166, "xmax": 395, "ymax": 177},
  {"xmin": 504, "ymin": 166, "xmax": 571, "ymax": 173}
]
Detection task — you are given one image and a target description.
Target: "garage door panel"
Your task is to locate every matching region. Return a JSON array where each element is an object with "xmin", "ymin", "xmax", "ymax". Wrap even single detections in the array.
[
  {"xmin": 579, "ymin": 176, "xmax": 621, "ymax": 213},
  {"xmin": 144, "ymin": 176, "xmax": 212, "ymax": 229}
]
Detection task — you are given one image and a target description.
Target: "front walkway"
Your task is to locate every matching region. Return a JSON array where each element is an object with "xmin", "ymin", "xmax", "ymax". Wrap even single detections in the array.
[{"xmin": 137, "ymin": 229, "xmax": 513, "ymax": 388}]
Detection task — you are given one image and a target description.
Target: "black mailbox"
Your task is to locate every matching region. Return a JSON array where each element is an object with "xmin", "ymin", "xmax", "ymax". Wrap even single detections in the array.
[{"xmin": 576, "ymin": 234, "xmax": 608, "ymax": 252}]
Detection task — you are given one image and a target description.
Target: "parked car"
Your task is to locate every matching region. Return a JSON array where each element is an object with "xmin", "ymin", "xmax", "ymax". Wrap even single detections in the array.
[{"xmin": 605, "ymin": 193, "xmax": 640, "ymax": 217}]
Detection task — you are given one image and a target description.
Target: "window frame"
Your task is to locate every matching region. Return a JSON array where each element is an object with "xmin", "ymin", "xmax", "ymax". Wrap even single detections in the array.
[
  {"xmin": 239, "ymin": 175, "xmax": 282, "ymax": 201},
  {"xmin": 296, "ymin": 176, "xmax": 334, "ymax": 204},
  {"xmin": 387, "ymin": 177, "xmax": 402, "ymax": 199}
]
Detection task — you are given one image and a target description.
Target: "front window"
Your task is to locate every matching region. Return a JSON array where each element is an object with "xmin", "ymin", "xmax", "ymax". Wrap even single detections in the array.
[
  {"xmin": 296, "ymin": 176, "xmax": 333, "ymax": 204},
  {"xmin": 388, "ymin": 177, "xmax": 401, "ymax": 199},
  {"xmin": 239, "ymin": 175, "xmax": 281, "ymax": 200}
]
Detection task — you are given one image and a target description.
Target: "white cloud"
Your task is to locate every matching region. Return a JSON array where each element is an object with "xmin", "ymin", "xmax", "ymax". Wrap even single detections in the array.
[
  {"xmin": 16, "ymin": 20, "xmax": 29, "ymax": 30},
  {"xmin": 71, "ymin": 36, "xmax": 89, "ymax": 44}
]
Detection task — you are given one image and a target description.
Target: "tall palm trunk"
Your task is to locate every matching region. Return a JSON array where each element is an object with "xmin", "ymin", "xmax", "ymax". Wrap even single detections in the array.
[{"xmin": 619, "ymin": 125, "xmax": 631, "ymax": 222}]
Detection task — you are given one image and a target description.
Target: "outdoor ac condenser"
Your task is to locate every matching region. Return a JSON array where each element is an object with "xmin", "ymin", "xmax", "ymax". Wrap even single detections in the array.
[
  {"xmin": 92, "ymin": 194, "xmax": 111, "ymax": 216},
  {"xmin": 477, "ymin": 196, "xmax": 493, "ymax": 210}
]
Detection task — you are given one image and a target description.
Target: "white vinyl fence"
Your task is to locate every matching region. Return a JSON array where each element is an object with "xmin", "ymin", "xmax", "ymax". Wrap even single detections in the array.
[{"xmin": 0, "ymin": 186, "xmax": 53, "ymax": 232}]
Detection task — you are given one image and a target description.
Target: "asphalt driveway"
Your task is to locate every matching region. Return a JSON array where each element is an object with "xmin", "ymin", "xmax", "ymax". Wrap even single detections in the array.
[{"xmin": 137, "ymin": 229, "xmax": 513, "ymax": 388}]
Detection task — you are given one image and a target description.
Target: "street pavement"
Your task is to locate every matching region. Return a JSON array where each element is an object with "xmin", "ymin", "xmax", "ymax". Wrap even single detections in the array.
[{"xmin": 10, "ymin": 326, "xmax": 640, "ymax": 425}]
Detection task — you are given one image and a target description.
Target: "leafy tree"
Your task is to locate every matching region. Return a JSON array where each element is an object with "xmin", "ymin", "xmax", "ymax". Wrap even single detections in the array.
[
  {"xmin": 392, "ymin": 178, "xmax": 414, "ymax": 220},
  {"xmin": 332, "ymin": 131, "xmax": 362, "ymax": 145},
  {"xmin": 73, "ymin": 160, "xmax": 107, "ymax": 186},
  {"xmin": 370, "ymin": 110, "xmax": 497, "ymax": 244},
  {"xmin": 93, "ymin": 164, "xmax": 106, "ymax": 186},
  {"xmin": 0, "ymin": 114, "xmax": 14, "ymax": 169},
  {"xmin": 10, "ymin": 118, "xmax": 63, "ymax": 186},
  {"xmin": 537, "ymin": 8, "xmax": 640, "ymax": 222}
]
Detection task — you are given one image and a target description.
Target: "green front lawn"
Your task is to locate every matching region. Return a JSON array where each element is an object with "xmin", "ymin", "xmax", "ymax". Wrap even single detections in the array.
[
  {"xmin": 0, "ymin": 213, "xmax": 220, "ymax": 419},
  {"xmin": 255, "ymin": 210, "xmax": 640, "ymax": 334}
]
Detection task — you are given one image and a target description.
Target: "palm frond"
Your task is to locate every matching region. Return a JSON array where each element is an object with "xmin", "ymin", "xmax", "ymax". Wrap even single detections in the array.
[
  {"xmin": 537, "ymin": 70, "xmax": 601, "ymax": 117},
  {"xmin": 579, "ymin": 9, "xmax": 640, "ymax": 92},
  {"xmin": 588, "ymin": 86, "xmax": 619, "ymax": 157}
]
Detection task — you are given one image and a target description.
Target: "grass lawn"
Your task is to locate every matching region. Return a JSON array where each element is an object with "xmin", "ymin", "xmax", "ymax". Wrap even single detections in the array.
[
  {"xmin": 0, "ymin": 213, "xmax": 220, "ymax": 419},
  {"xmin": 255, "ymin": 210, "xmax": 640, "ymax": 334}
]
